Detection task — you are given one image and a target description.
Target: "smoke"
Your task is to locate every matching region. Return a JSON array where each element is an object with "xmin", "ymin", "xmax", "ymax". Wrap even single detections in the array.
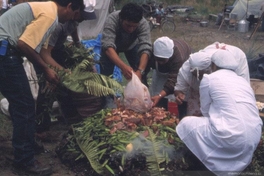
[{"xmin": 125, "ymin": 134, "xmax": 184, "ymax": 162}]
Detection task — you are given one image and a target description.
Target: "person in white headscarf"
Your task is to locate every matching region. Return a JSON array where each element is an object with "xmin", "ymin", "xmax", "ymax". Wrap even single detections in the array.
[
  {"xmin": 200, "ymin": 41, "xmax": 250, "ymax": 83},
  {"xmin": 174, "ymin": 42, "xmax": 250, "ymax": 117},
  {"xmin": 147, "ymin": 36, "xmax": 192, "ymax": 109},
  {"xmin": 176, "ymin": 49, "xmax": 263, "ymax": 175},
  {"xmin": 174, "ymin": 51, "xmax": 212, "ymax": 117}
]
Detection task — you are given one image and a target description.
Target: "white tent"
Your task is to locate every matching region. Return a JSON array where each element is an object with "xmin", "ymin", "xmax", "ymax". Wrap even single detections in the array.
[
  {"xmin": 78, "ymin": 0, "xmax": 114, "ymax": 40},
  {"xmin": 230, "ymin": 0, "xmax": 264, "ymax": 21}
]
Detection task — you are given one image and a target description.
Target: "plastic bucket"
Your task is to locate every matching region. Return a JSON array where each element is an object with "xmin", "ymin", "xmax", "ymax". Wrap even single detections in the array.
[{"xmin": 167, "ymin": 99, "xmax": 178, "ymax": 116}]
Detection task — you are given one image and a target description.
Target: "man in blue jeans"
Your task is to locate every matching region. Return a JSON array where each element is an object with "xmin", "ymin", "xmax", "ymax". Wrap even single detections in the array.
[
  {"xmin": 0, "ymin": 0, "xmax": 84, "ymax": 175},
  {"xmin": 100, "ymin": 2, "xmax": 152, "ymax": 85},
  {"xmin": 35, "ymin": 0, "xmax": 97, "ymax": 138}
]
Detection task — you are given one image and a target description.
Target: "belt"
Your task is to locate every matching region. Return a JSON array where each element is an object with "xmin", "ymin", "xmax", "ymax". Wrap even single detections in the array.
[
  {"xmin": 6, "ymin": 46, "xmax": 19, "ymax": 56},
  {"xmin": 0, "ymin": 40, "xmax": 20, "ymax": 56}
]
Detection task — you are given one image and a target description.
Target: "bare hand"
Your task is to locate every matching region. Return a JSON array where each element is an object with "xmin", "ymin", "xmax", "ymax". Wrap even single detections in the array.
[
  {"xmin": 41, "ymin": 81, "xmax": 57, "ymax": 94},
  {"xmin": 134, "ymin": 70, "xmax": 142, "ymax": 81},
  {"xmin": 44, "ymin": 67, "xmax": 60, "ymax": 85},
  {"xmin": 121, "ymin": 65, "xmax": 133, "ymax": 80},
  {"xmin": 151, "ymin": 95, "xmax": 162, "ymax": 107},
  {"xmin": 175, "ymin": 92, "xmax": 185, "ymax": 105}
]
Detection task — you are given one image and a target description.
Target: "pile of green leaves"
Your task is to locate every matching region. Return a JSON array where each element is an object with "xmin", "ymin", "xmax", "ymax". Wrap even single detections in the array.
[
  {"xmin": 36, "ymin": 44, "xmax": 123, "ymax": 125},
  {"xmin": 57, "ymin": 44, "xmax": 123, "ymax": 97},
  {"xmin": 62, "ymin": 43, "xmax": 97, "ymax": 70},
  {"xmin": 58, "ymin": 59, "xmax": 123, "ymax": 97},
  {"xmin": 55, "ymin": 109, "xmax": 264, "ymax": 175},
  {"xmin": 56, "ymin": 108, "xmax": 188, "ymax": 176}
]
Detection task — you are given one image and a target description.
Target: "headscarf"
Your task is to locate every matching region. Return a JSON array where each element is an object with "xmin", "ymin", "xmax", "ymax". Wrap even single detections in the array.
[
  {"xmin": 211, "ymin": 50, "xmax": 239, "ymax": 71},
  {"xmin": 199, "ymin": 42, "xmax": 227, "ymax": 56},
  {"xmin": 189, "ymin": 52, "xmax": 211, "ymax": 81},
  {"xmin": 153, "ymin": 36, "xmax": 174, "ymax": 59}
]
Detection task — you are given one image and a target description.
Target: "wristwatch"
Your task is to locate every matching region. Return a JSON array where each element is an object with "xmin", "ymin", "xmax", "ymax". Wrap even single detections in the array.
[{"xmin": 137, "ymin": 68, "xmax": 145, "ymax": 75}]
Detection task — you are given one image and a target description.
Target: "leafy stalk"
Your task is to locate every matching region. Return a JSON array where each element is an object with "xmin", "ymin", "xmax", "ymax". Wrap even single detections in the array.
[{"xmin": 143, "ymin": 127, "xmax": 165, "ymax": 176}]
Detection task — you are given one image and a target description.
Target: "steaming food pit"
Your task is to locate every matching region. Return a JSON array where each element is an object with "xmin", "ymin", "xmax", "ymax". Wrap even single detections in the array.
[{"xmin": 55, "ymin": 107, "xmax": 187, "ymax": 175}]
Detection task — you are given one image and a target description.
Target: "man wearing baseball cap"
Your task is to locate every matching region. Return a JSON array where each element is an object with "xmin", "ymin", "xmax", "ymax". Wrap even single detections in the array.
[{"xmin": 35, "ymin": 0, "xmax": 97, "ymax": 139}]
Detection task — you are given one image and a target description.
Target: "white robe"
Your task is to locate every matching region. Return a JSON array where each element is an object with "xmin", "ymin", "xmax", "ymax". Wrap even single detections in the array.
[
  {"xmin": 174, "ymin": 60, "xmax": 201, "ymax": 115},
  {"xmin": 176, "ymin": 69, "xmax": 262, "ymax": 175},
  {"xmin": 200, "ymin": 42, "xmax": 250, "ymax": 83},
  {"xmin": 174, "ymin": 42, "xmax": 250, "ymax": 115}
]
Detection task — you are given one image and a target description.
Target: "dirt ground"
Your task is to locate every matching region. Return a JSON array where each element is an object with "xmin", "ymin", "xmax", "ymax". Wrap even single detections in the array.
[
  {"xmin": 0, "ymin": 120, "xmax": 77, "ymax": 176},
  {"xmin": 153, "ymin": 17, "xmax": 264, "ymax": 57},
  {"xmin": 0, "ymin": 18, "xmax": 264, "ymax": 176}
]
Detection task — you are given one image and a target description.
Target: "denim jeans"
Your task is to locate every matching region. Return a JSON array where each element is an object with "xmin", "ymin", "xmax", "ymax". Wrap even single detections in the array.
[{"xmin": 0, "ymin": 53, "xmax": 35, "ymax": 166}]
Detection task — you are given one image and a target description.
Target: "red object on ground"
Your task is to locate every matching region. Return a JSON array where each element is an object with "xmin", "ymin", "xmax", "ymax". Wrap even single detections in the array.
[{"xmin": 167, "ymin": 101, "xmax": 179, "ymax": 116}]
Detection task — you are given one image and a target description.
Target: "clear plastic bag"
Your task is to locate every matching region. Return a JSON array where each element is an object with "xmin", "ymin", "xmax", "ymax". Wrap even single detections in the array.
[{"xmin": 124, "ymin": 72, "xmax": 152, "ymax": 112}]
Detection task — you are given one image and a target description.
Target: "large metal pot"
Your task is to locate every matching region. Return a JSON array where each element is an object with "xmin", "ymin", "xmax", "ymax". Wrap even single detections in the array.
[
  {"xmin": 237, "ymin": 20, "xmax": 249, "ymax": 33},
  {"xmin": 200, "ymin": 21, "xmax": 208, "ymax": 27}
]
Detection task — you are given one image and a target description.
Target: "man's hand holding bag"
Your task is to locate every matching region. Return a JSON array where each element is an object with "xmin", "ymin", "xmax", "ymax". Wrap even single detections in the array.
[{"xmin": 124, "ymin": 72, "xmax": 152, "ymax": 112}]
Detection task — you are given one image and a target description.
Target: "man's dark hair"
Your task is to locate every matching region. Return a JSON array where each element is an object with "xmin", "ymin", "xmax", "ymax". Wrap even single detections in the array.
[
  {"xmin": 119, "ymin": 3, "xmax": 143, "ymax": 23},
  {"xmin": 53, "ymin": 0, "xmax": 84, "ymax": 11}
]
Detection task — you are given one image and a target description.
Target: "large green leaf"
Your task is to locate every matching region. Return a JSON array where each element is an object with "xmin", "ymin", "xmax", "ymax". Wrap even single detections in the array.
[
  {"xmin": 60, "ymin": 60, "xmax": 123, "ymax": 97},
  {"xmin": 72, "ymin": 126, "xmax": 105, "ymax": 174}
]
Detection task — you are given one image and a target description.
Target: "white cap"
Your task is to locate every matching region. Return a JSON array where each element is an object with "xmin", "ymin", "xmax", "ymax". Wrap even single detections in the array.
[
  {"xmin": 153, "ymin": 36, "xmax": 174, "ymax": 59},
  {"xmin": 211, "ymin": 50, "xmax": 238, "ymax": 70},
  {"xmin": 189, "ymin": 52, "xmax": 211, "ymax": 71},
  {"xmin": 81, "ymin": 0, "xmax": 96, "ymax": 20},
  {"xmin": 84, "ymin": 0, "xmax": 95, "ymax": 12}
]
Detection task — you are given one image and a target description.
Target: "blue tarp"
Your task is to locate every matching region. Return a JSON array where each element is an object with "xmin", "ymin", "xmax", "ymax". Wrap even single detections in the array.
[{"xmin": 81, "ymin": 34, "xmax": 122, "ymax": 83}]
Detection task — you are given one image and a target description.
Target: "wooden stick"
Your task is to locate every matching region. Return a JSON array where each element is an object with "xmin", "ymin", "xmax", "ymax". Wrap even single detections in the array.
[
  {"xmin": 218, "ymin": 5, "xmax": 228, "ymax": 31},
  {"xmin": 249, "ymin": 12, "xmax": 264, "ymax": 40},
  {"xmin": 218, "ymin": 16, "xmax": 225, "ymax": 31}
]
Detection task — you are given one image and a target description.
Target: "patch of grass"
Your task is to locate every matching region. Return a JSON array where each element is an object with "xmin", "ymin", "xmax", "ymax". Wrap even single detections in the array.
[{"xmin": 245, "ymin": 40, "xmax": 264, "ymax": 60}]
